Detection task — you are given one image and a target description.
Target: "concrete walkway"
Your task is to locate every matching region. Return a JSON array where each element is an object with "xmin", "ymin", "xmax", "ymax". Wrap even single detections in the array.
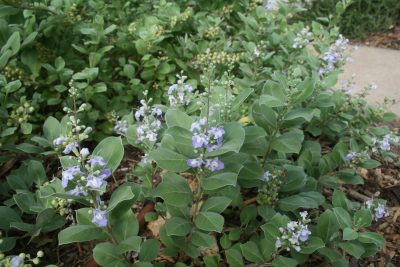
[{"xmin": 339, "ymin": 46, "xmax": 400, "ymax": 115}]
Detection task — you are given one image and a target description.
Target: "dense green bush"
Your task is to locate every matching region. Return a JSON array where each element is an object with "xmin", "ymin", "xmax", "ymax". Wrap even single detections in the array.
[
  {"xmin": 302, "ymin": 0, "xmax": 400, "ymax": 38},
  {"xmin": 0, "ymin": 0, "xmax": 398, "ymax": 267}
]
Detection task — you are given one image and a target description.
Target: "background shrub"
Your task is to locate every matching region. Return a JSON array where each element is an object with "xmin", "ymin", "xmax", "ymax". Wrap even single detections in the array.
[{"xmin": 303, "ymin": 0, "xmax": 400, "ymax": 38}]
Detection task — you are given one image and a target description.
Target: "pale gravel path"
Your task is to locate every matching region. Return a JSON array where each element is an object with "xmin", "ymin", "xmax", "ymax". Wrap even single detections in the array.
[{"xmin": 339, "ymin": 46, "xmax": 400, "ymax": 115}]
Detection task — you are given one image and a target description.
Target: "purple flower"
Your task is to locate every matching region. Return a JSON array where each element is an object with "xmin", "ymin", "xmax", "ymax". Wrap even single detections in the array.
[
  {"xmin": 205, "ymin": 158, "xmax": 224, "ymax": 171},
  {"xmin": 380, "ymin": 135, "xmax": 391, "ymax": 151},
  {"xmin": 53, "ymin": 136, "xmax": 68, "ymax": 146},
  {"xmin": 99, "ymin": 169, "xmax": 112, "ymax": 179},
  {"xmin": 152, "ymin": 107, "xmax": 162, "ymax": 116},
  {"xmin": 146, "ymin": 131, "xmax": 157, "ymax": 142},
  {"xmin": 10, "ymin": 256, "xmax": 24, "ymax": 267},
  {"xmin": 86, "ymin": 174, "xmax": 107, "ymax": 189},
  {"xmin": 345, "ymin": 151, "xmax": 357, "ymax": 161},
  {"xmin": 63, "ymin": 142, "xmax": 78, "ymax": 154},
  {"xmin": 67, "ymin": 186, "xmax": 88, "ymax": 196},
  {"xmin": 61, "ymin": 165, "xmax": 82, "ymax": 188},
  {"xmin": 80, "ymin": 148, "xmax": 90, "ymax": 157},
  {"xmin": 263, "ymin": 171, "xmax": 270, "ymax": 182},
  {"xmin": 192, "ymin": 133, "xmax": 208, "ymax": 148},
  {"xmin": 187, "ymin": 158, "xmax": 204, "ymax": 168},
  {"xmin": 374, "ymin": 204, "xmax": 389, "ymax": 220},
  {"xmin": 92, "ymin": 208, "xmax": 108, "ymax": 227},
  {"xmin": 168, "ymin": 84, "xmax": 178, "ymax": 95},
  {"xmin": 298, "ymin": 225, "xmax": 311, "ymax": 242},
  {"xmin": 208, "ymin": 127, "xmax": 225, "ymax": 140},
  {"xmin": 114, "ymin": 120, "xmax": 128, "ymax": 134},
  {"xmin": 88, "ymin": 156, "xmax": 106, "ymax": 168},
  {"xmin": 135, "ymin": 106, "xmax": 146, "ymax": 121},
  {"xmin": 206, "ymin": 143, "xmax": 222, "ymax": 152}
]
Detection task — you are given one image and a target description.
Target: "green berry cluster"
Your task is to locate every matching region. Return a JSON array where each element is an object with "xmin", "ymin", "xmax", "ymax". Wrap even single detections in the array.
[
  {"xmin": 51, "ymin": 197, "xmax": 70, "ymax": 216},
  {"xmin": 257, "ymin": 171, "xmax": 283, "ymax": 206},
  {"xmin": 7, "ymin": 102, "xmax": 34, "ymax": 127},
  {"xmin": 64, "ymin": 3, "xmax": 82, "ymax": 24},
  {"xmin": 192, "ymin": 51, "xmax": 241, "ymax": 69},
  {"xmin": 152, "ymin": 25, "xmax": 164, "ymax": 38},
  {"xmin": 2, "ymin": 66, "xmax": 25, "ymax": 81},
  {"xmin": 169, "ymin": 7, "xmax": 192, "ymax": 29},
  {"xmin": 204, "ymin": 26, "xmax": 220, "ymax": 39},
  {"xmin": 0, "ymin": 249, "xmax": 44, "ymax": 267},
  {"xmin": 35, "ymin": 43, "xmax": 55, "ymax": 63},
  {"xmin": 250, "ymin": 0, "xmax": 263, "ymax": 10},
  {"xmin": 222, "ymin": 5, "xmax": 234, "ymax": 15}
]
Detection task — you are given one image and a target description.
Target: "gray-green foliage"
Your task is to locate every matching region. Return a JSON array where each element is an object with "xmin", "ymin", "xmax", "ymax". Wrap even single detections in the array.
[{"xmin": 0, "ymin": 0, "xmax": 397, "ymax": 266}]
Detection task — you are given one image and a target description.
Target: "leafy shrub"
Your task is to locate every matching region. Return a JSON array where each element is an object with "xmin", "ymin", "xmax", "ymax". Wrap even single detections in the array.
[
  {"xmin": 302, "ymin": 0, "xmax": 400, "ymax": 38},
  {"xmin": 0, "ymin": 0, "xmax": 398, "ymax": 267}
]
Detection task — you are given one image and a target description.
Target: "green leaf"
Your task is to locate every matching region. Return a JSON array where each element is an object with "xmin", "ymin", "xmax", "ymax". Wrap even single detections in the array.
[
  {"xmin": 299, "ymin": 237, "xmax": 325, "ymax": 254},
  {"xmin": 240, "ymin": 241, "xmax": 264, "ymax": 263},
  {"xmin": 225, "ymin": 248, "xmax": 244, "ymax": 267},
  {"xmin": 27, "ymin": 160, "xmax": 46, "ymax": 185},
  {"xmin": 164, "ymin": 126, "xmax": 197, "ymax": 158},
  {"xmin": 139, "ymin": 239, "xmax": 160, "ymax": 262},
  {"xmin": 280, "ymin": 165, "xmax": 307, "ymax": 193},
  {"xmin": 43, "ymin": 116, "xmax": 61, "ymax": 142},
  {"xmin": 165, "ymin": 109, "xmax": 193, "ymax": 129},
  {"xmin": 110, "ymin": 210, "xmax": 139, "ymax": 243},
  {"xmin": 343, "ymin": 228, "xmax": 358, "ymax": 241},
  {"xmin": 317, "ymin": 210, "xmax": 340, "ymax": 243},
  {"xmin": 338, "ymin": 241, "xmax": 365, "ymax": 259},
  {"xmin": 92, "ymin": 137, "xmax": 124, "ymax": 172},
  {"xmin": 278, "ymin": 192, "xmax": 324, "ymax": 211},
  {"xmin": 200, "ymin": 197, "xmax": 231, "ymax": 213},
  {"xmin": 293, "ymin": 78, "xmax": 316, "ymax": 103},
  {"xmin": 259, "ymin": 94, "xmax": 285, "ymax": 107},
  {"xmin": 353, "ymin": 209, "xmax": 373, "ymax": 229},
  {"xmin": 251, "ymin": 102, "xmax": 277, "ymax": 132},
  {"xmin": 165, "ymin": 217, "xmax": 191, "ymax": 236},
  {"xmin": 206, "ymin": 122, "xmax": 245, "ymax": 157},
  {"xmin": 1, "ymin": 127, "xmax": 16, "ymax": 137},
  {"xmin": 155, "ymin": 172, "xmax": 192, "ymax": 207},
  {"xmin": 0, "ymin": 237, "xmax": 17, "ymax": 252},
  {"xmin": 232, "ymin": 88, "xmax": 254, "ymax": 110},
  {"xmin": 359, "ymin": 159, "xmax": 381, "ymax": 169},
  {"xmin": 195, "ymin": 212, "xmax": 224, "ymax": 233},
  {"xmin": 93, "ymin": 243, "xmax": 129, "ymax": 267},
  {"xmin": 191, "ymin": 231, "xmax": 215, "ymax": 247},
  {"xmin": 332, "ymin": 190, "xmax": 352, "ymax": 210},
  {"xmin": 358, "ymin": 232, "xmax": 385, "ymax": 248},
  {"xmin": 108, "ymin": 185, "xmax": 137, "ymax": 213},
  {"xmin": 58, "ymin": 225, "xmax": 108, "ymax": 245},
  {"xmin": 332, "ymin": 207, "xmax": 352, "ymax": 229},
  {"xmin": 0, "ymin": 206, "xmax": 22, "ymax": 231},
  {"xmin": 117, "ymin": 236, "xmax": 142, "ymax": 253},
  {"xmin": 272, "ymin": 256, "xmax": 298, "ymax": 267},
  {"xmin": 20, "ymin": 122, "xmax": 32, "ymax": 134},
  {"xmin": 271, "ymin": 130, "xmax": 304, "ymax": 154},
  {"xmin": 149, "ymin": 148, "xmax": 189, "ymax": 172},
  {"xmin": 202, "ymin": 172, "xmax": 238, "ymax": 191}
]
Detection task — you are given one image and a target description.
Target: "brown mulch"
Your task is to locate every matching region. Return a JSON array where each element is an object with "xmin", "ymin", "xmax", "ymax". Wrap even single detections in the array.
[{"xmin": 354, "ymin": 25, "xmax": 400, "ymax": 50}]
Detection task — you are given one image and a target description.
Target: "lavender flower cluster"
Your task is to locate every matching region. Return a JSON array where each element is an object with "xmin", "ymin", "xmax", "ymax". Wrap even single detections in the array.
[
  {"xmin": 167, "ymin": 74, "xmax": 194, "ymax": 106},
  {"xmin": 371, "ymin": 134, "xmax": 399, "ymax": 153},
  {"xmin": 319, "ymin": 35, "xmax": 353, "ymax": 76},
  {"xmin": 187, "ymin": 118, "xmax": 225, "ymax": 172},
  {"xmin": 365, "ymin": 200, "xmax": 390, "ymax": 221},
  {"xmin": 292, "ymin": 27, "xmax": 313, "ymax": 49},
  {"xmin": 114, "ymin": 119, "xmax": 128, "ymax": 135},
  {"xmin": 134, "ymin": 100, "xmax": 163, "ymax": 143},
  {"xmin": 57, "ymin": 149, "xmax": 110, "ymax": 227},
  {"xmin": 275, "ymin": 211, "xmax": 311, "ymax": 252}
]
